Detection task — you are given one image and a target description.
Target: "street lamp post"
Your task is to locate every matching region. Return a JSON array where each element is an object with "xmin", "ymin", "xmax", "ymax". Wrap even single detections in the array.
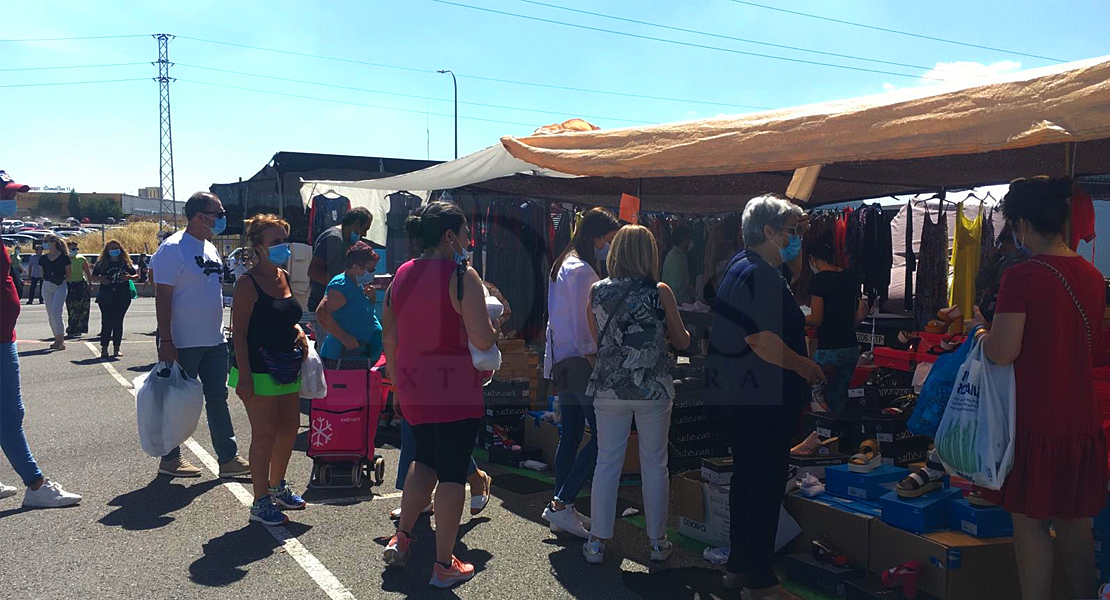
[{"xmin": 437, "ymin": 69, "xmax": 458, "ymax": 159}]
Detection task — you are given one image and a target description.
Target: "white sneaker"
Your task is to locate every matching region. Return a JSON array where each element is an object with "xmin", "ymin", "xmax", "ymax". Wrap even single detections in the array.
[
  {"xmin": 0, "ymin": 481, "xmax": 17, "ymax": 500},
  {"xmin": 583, "ymin": 538, "xmax": 605, "ymax": 564},
  {"xmin": 573, "ymin": 506, "xmax": 591, "ymax": 529},
  {"xmin": 543, "ymin": 503, "xmax": 591, "ymax": 539},
  {"xmin": 22, "ymin": 479, "xmax": 81, "ymax": 508},
  {"xmin": 649, "ymin": 538, "xmax": 674, "ymax": 562}
]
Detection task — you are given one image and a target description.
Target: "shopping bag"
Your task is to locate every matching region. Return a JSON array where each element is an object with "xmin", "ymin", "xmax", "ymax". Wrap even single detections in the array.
[
  {"xmin": 907, "ymin": 337, "xmax": 974, "ymax": 438},
  {"xmin": 300, "ymin": 346, "xmax": 328, "ymax": 400},
  {"xmin": 933, "ymin": 339, "xmax": 1016, "ymax": 490},
  {"xmin": 134, "ymin": 361, "xmax": 204, "ymax": 457},
  {"xmin": 128, "ymin": 280, "xmax": 139, "ymax": 299}
]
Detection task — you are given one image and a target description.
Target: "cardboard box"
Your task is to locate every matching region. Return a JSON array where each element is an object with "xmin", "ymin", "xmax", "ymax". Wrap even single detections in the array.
[
  {"xmin": 879, "ymin": 435, "xmax": 932, "ymax": 468},
  {"xmin": 485, "ymin": 403, "xmax": 530, "ymax": 419},
  {"xmin": 785, "ymin": 494, "xmax": 875, "ymax": 570},
  {"xmin": 948, "ymin": 499, "xmax": 1013, "ymax": 538},
  {"xmin": 804, "ymin": 412, "xmax": 858, "ymax": 441},
  {"xmin": 522, "ymin": 418, "xmax": 565, "ymax": 467},
  {"xmin": 580, "ymin": 429, "xmax": 640, "ymax": 474},
  {"xmin": 785, "ymin": 552, "xmax": 867, "ymax": 597},
  {"xmin": 879, "ymin": 488, "xmax": 962, "ymax": 535},
  {"xmin": 496, "ymin": 339, "xmax": 526, "ymax": 353},
  {"xmin": 675, "ymin": 470, "xmax": 801, "ymax": 550},
  {"xmin": 862, "ymin": 414, "xmax": 914, "ymax": 444},
  {"xmin": 868, "ymin": 521, "xmax": 1021, "ymax": 600},
  {"xmin": 826, "ymin": 465, "xmax": 909, "ymax": 500},
  {"xmin": 701, "ymin": 457, "xmax": 733, "ymax": 487},
  {"xmin": 846, "ymin": 574, "xmax": 940, "ymax": 600},
  {"xmin": 789, "ymin": 453, "xmax": 851, "ymax": 481}
]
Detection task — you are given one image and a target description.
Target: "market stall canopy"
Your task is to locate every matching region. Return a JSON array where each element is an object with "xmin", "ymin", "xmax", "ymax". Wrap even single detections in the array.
[{"xmin": 322, "ymin": 55, "xmax": 1110, "ymax": 212}]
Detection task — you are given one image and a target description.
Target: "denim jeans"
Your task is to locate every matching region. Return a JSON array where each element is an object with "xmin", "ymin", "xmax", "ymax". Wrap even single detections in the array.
[
  {"xmin": 1, "ymin": 342, "xmax": 43, "ymax": 486},
  {"xmin": 162, "ymin": 343, "xmax": 239, "ymax": 464},
  {"xmin": 396, "ymin": 418, "xmax": 477, "ymax": 490},
  {"xmin": 553, "ymin": 391, "xmax": 598, "ymax": 505}
]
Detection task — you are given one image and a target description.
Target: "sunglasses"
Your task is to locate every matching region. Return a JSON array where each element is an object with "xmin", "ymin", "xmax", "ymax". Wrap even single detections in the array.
[{"xmin": 201, "ymin": 210, "xmax": 227, "ymax": 218}]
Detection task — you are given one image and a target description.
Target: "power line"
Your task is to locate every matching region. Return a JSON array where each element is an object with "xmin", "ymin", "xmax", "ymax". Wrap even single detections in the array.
[
  {"xmin": 176, "ymin": 35, "xmax": 769, "ymax": 109},
  {"xmin": 0, "ymin": 77, "xmax": 148, "ymax": 88},
  {"xmin": 0, "ymin": 62, "xmax": 147, "ymax": 72},
  {"xmin": 176, "ymin": 78, "xmax": 541, "ymax": 128},
  {"xmin": 728, "ymin": 0, "xmax": 1065, "ymax": 63},
  {"xmin": 174, "ymin": 63, "xmax": 656, "ymax": 124},
  {"xmin": 519, "ymin": 0, "xmax": 973, "ymax": 77},
  {"xmin": 0, "ymin": 34, "xmax": 148, "ymax": 42},
  {"xmin": 434, "ymin": 0, "xmax": 945, "ymax": 81}
]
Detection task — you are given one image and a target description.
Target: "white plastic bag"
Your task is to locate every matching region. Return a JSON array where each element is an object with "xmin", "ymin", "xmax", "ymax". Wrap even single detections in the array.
[
  {"xmin": 933, "ymin": 339, "xmax": 1016, "ymax": 490},
  {"xmin": 468, "ymin": 286, "xmax": 503, "ymax": 371},
  {"xmin": 300, "ymin": 346, "xmax": 327, "ymax": 400},
  {"xmin": 134, "ymin": 361, "xmax": 204, "ymax": 457}
]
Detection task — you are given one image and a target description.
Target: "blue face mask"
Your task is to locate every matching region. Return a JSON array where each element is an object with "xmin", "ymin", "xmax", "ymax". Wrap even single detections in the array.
[
  {"xmin": 355, "ymin": 270, "xmax": 375, "ymax": 285},
  {"xmin": 108, "ymin": 249, "xmax": 121, "ymax": 258},
  {"xmin": 267, "ymin": 243, "xmax": 291, "ymax": 265},
  {"xmin": 778, "ymin": 233, "xmax": 802, "ymax": 263},
  {"xmin": 349, "ymin": 231, "xmax": 359, "ymax": 245},
  {"xmin": 0, "ymin": 200, "xmax": 15, "ymax": 217},
  {"xmin": 211, "ymin": 216, "xmax": 227, "ymax": 236},
  {"xmin": 1011, "ymin": 228, "xmax": 1032, "ymax": 257}
]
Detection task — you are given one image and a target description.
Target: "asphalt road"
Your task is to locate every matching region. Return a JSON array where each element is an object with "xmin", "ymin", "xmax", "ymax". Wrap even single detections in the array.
[{"xmin": 0, "ymin": 298, "xmax": 725, "ymax": 600}]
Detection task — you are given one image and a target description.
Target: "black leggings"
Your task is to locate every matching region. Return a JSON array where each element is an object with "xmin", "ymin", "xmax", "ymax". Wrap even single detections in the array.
[
  {"xmin": 98, "ymin": 298, "xmax": 131, "ymax": 349},
  {"xmin": 409, "ymin": 418, "xmax": 481, "ymax": 484}
]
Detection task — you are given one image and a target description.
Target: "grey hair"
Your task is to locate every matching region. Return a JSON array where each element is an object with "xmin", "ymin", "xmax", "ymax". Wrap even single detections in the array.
[{"xmin": 742, "ymin": 194, "xmax": 804, "ymax": 247}]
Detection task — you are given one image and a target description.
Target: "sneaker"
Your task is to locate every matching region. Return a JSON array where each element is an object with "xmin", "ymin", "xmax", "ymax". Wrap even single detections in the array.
[
  {"xmin": 583, "ymin": 539, "xmax": 605, "ymax": 564},
  {"xmin": 0, "ymin": 480, "xmax": 17, "ymax": 500},
  {"xmin": 543, "ymin": 503, "xmax": 591, "ymax": 539},
  {"xmin": 573, "ymin": 506, "xmax": 591, "ymax": 529},
  {"xmin": 159, "ymin": 456, "xmax": 202, "ymax": 478},
  {"xmin": 649, "ymin": 538, "xmax": 674, "ymax": 562},
  {"xmin": 22, "ymin": 479, "xmax": 81, "ymax": 508},
  {"xmin": 383, "ymin": 531, "xmax": 413, "ymax": 568},
  {"xmin": 269, "ymin": 480, "xmax": 306, "ymax": 510},
  {"xmin": 218, "ymin": 456, "xmax": 251, "ymax": 478},
  {"xmin": 429, "ymin": 556, "xmax": 475, "ymax": 588},
  {"xmin": 249, "ymin": 496, "xmax": 288, "ymax": 526}
]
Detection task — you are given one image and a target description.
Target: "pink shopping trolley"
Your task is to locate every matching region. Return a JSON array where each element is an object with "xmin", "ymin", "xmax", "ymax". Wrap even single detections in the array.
[{"xmin": 307, "ymin": 357, "xmax": 388, "ymax": 489}]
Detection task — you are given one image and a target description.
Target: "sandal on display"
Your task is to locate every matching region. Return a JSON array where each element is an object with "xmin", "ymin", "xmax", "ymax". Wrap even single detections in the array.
[
  {"xmin": 812, "ymin": 537, "xmax": 856, "ymax": 568},
  {"xmin": 881, "ymin": 560, "xmax": 923, "ymax": 599},
  {"xmin": 968, "ymin": 490, "xmax": 999, "ymax": 508},
  {"xmin": 890, "ymin": 331, "xmax": 922, "ymax": 352},
  {"xmin": 897, "ymin": 451, "xmax": 945, "ymax": 498},
  {"xmin": 924, "ymin": 319, "xmax": 949, "ymax": 334},
  {"xmin": 790, "ymin": 432, "xmax": 839, "ymax": 457},
  {"xmin": 936, "ymin": 306, "xmax": 964, "ymax": 324},
  {"xmin": 883, "ymin": 394, "xmax": 917, "ymax": 416},
  {"xmin": 849, "ymin": 440, "xmax": 882, "ymax": 473}
]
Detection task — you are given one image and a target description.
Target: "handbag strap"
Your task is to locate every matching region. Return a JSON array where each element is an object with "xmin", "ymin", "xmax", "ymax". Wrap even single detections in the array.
[
  {"xmin": 598, "ymin": 279, "xmax": 642, "ymax": 345},
  {"xmin": 1030, "ymin": 259, "xmax": 1092, "ymax": 348}
]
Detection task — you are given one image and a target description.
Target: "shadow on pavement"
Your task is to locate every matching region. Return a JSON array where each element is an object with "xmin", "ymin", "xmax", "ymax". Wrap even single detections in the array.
[
  {"xmin": 70, "ymin": 357, "xmax": 112, "ymax": 366},
  {"xmin": 620, "ymin": 567, "xmax": 731, "ymax": 600},
  {"xmin": 378, "ymin": 516, "xmax": 492, "ymax": 599},
  {"xmin": 128, "ymin": 362, "xmax": 157, "ymax": 373},
  {"xmin": 17, "ymin": 348, "xmax": 54, "ymax": 358},
  {"xmin": 99, "ymin": 477, "xmax": 223, "ymax": 531},
  {"xmin": 188, "ymin": 521, "xmax": 313, "ymax": 587},
  {"xmin": 0, "ymin": 503, "xmax": 82, "ymax": 519}
]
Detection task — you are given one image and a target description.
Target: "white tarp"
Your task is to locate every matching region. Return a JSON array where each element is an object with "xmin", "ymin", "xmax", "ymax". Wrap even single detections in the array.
[
  {"xmin": 299, "ymin": 182, "xmax": 430, "ymax": 247},
  {"xmin": 306, "ymin": 144, "xmax": 578, "ymax": 193}
]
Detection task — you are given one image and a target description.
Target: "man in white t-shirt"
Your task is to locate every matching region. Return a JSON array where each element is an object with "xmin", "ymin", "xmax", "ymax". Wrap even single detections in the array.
[{"xmin": 151, "ymin": 192, "xmax": 249, "ymax": 479}]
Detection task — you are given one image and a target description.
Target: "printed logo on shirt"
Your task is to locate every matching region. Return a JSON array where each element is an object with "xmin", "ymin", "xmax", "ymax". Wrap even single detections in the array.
[{"xmin": 194, "ymin": 256, "xmax": 222, "ymax": 277}]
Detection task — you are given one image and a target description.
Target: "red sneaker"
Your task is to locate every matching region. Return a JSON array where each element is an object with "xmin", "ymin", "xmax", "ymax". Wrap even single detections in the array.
[
  {"xmin": 383, "ymin": 531, "xmax": 412, "ymax": 568},
  {"xmin": 429, "ymin": 556, "xmax": 475, "ymax": 588}
]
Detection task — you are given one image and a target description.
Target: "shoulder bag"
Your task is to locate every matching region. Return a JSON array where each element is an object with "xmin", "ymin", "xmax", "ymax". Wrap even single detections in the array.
[
  {"xmin": 1030, "ymin": 258, "xmax": 1092, "ymax": 348},
  {"xmin": 550, "ymin": 279, "xmax": 639, "ymax": 395}
]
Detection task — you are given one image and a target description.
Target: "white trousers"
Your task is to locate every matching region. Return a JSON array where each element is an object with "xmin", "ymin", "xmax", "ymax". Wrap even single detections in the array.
[
  {"xmin": 41, "ymin": 281, "xmax": 68, "ymax": 336},
  {"xmin": 590, "ymin": 394, "xmax": 672, "ymax": 540}
]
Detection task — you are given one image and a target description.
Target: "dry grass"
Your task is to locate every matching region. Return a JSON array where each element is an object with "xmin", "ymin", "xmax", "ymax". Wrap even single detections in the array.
[{"xmin": 66, "ymin": 222, "xmax": 167, "ymax": 256}]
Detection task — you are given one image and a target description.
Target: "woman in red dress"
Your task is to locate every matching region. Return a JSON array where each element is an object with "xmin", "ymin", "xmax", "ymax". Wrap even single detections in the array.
[{"xmin": 968, "ymin": 177, "xmax": 1106, "ymax": 600}]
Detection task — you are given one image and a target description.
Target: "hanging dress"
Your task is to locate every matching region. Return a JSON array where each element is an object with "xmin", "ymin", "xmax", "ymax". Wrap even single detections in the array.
[
  {"xmin": 948, "ymin": 202, "xmax": 982, "ymax": 322},
  {"xmin": 913, "ymin": 202, "xmax": 949, "ymax": 331}
]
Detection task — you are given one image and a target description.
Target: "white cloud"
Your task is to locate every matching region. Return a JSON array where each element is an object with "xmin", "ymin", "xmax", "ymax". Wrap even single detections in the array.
[
  {"xmin": 882, "ymin": 83, "xmax": 897, "ymax": 91},
  {"xmin": 685, "ymin": 110, "xmax": 698, "ymax": 118},
  {"xmin": 880, "ymin": 60, "xmax": 1022, "ymax": 93}
]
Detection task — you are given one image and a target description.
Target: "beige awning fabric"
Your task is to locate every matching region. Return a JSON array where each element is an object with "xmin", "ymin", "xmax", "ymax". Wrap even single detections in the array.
[{"xmin": 499, "ymin": 56, "xmax": 1110, "ymax": 180}]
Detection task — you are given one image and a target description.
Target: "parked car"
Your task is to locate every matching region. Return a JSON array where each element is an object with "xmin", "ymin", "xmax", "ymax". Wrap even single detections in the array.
[{"xmin": 2, "ymin": 234, "xmax": 36, "ymax": 247}]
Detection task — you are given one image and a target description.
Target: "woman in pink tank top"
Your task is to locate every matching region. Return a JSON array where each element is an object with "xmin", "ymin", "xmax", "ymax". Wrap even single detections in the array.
[{"xmin": 380, "ymin": 201, "xmax": 498, "ymax": 588}]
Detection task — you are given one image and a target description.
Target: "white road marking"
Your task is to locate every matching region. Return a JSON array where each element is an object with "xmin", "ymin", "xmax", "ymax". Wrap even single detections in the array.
[
  {"xmin": 308, "ymin": 491, "xmax": 402, "ymax": 506},
  {"xmin": 85, "ymin": 343, "xmax": 359, "ymax": 600}
]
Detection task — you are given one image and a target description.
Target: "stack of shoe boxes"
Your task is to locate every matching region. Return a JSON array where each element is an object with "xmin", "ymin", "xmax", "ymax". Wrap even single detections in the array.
[
  {"xmin": 480, "ymin": 379, "xmax": 530, "ymax": 451},
  {"xmin": 670, "ymin": 376, "xmax": 728, "ymax": 471},
  {"xmin": 495, "ymin": 339, "xmax": 540, "ymax": 408}
]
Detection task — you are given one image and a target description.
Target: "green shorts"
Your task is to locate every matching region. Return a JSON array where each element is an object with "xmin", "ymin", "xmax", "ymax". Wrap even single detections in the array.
[{"xmin": 228, "ymin": 367, "xmax": 301, "ymax": 397}]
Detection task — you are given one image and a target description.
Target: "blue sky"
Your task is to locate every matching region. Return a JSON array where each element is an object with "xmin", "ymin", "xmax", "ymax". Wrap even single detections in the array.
[{"xmin": 2, "ymin": 0, "xmax": 1108, "ymax": 197}]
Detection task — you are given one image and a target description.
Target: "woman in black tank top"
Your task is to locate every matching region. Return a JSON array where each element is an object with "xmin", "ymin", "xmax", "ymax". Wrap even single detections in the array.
[{"xmin": 230, "ymin": 214, "xmax": 309, "ymax": 525}]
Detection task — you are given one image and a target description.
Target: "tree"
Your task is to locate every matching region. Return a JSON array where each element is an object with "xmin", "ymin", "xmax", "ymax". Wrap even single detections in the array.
[
  {"xmin": 35, "ymin": 194, "xmax": 63, "ymax": 217},
  {"xmin": 67, "ymin": 191, "xmax": 81, "ymax": 218},
  {"xmin": 82, "ymin": 197, "xmax": 124, "ymax": 223}
]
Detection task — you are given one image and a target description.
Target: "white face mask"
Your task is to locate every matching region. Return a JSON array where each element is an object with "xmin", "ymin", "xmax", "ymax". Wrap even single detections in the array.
[{"xmin": 809, "ymin": 261, "xmax": 819, "ymax": 275}]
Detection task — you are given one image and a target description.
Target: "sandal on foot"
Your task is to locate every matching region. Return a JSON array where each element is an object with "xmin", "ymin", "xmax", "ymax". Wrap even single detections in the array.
[
  {"xmin": 848, "ymin": 439, "xmax": 882, "ymax": 473},
  {"xmin": 470, "ymin": 472, "xmax": 493, "ymax": 515}
]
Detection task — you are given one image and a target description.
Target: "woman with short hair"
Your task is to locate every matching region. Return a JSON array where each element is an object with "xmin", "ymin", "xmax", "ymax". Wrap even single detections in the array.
[{"xmin": 582, "ymin": 224, "xmax": 690, "ymax": 565}]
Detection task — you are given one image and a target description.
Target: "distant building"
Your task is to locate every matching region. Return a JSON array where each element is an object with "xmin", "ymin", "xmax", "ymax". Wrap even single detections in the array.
[
  {"xmin": 14, "ymin": 191, "xmax": 184, "ymax": 218},
  {"xmin": 138, "ymin": 186, "xmax": 162, "ymax": 199}
]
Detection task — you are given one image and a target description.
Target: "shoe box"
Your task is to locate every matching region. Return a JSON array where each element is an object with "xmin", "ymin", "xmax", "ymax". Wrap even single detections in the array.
[
  {"xmin": 826, "ymin": 464, "xmax": 909, "ymax": 500},
  {"xmin": 862, "ymin": 414, "xmax": 913, "ymax": 445},
  {"xmin": 669, "ymin": 407, "xmax": 712, "ymax": 438},
  {"xmin": 947, "ymin": 498, "xmax": 1013, "ymax": 538},
  {"xmin": 481, "ymin": 418, "xmax": 526, "ymax": 450},
  {"xmin": 804, "ymin": 411, "xmax": 859, "ymax": 443},
  {"xmin": 700, "ymin": 456, "xmax": 733, "ymax": 487},
  {"xmin": 785, "ymin": 494, "xmax": 876, "ymax": 570},
  {"xmin": 784, "ymin": 552, "xmax": 867, "ymax": 597},
  {"xmin": 879, "ymin": 435, "xmax": 932, "ymax": 468},
  {"xmin": 487, "ymin": 444, "xmax": 543, "ymax": 468},
  {"xmin": 845, "ymin": 574, "xmax": 940, "ymax": 600},
  {"xmin": 674, "ymin": 470, "xmax": 801, "ymax": 551},
  {"xmin": 790, "ymin": 453, "xmax": 852, "ymax": 481},
  {"xmin": 483, "ymin": 378, "xmax": 530, "ymax": 404},
  {"xmin": 879, "ymin": 488, "xmax": 963, "ymax": 535},
  {"xmin": 855, "ymin": 317, "xmax": 914, "ymax": 349}
]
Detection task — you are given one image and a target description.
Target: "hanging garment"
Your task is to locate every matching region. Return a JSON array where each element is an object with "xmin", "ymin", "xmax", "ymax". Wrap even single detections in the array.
[
  {"xmin": 834, "ymin": 209, "xmax": 851, "ymax": 269},
  {"xmin": 308, "ymin": 194, "xmax": 351, "ymax": 246},
  {"xmin": 914, "ymin": 203, "xmax": 949, "ymax": 330},
  {"xmin": 975, "ymin": 205, "xmax": 996, "ymax": 302},
  {"xmin": 1070, "ymin": 185, "xmax": 1097, "ymax": 250},
  {"xmin": 904, "ymin": 199, "xmax": 916, "ymax": 311},
  {"xmin": 862, "ymin": 205, "xmax": 893, "ymax": 307},
  {"xmin": 949, "ymin": 202, "xmax": 983, "ymax": 320}
]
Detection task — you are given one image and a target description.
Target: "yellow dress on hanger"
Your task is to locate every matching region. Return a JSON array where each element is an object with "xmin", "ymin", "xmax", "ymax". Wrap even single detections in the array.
[{"xmin": 948, "ymin": 202, "xmax": 983, "ymax": 330}]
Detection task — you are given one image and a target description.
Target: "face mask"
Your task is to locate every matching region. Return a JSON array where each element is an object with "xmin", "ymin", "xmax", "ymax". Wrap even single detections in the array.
[
  {"xmin": 809, "ymin": 261, "xmax": 819, "ymax": 275},
  {"xmin": 0, "ymin": 200, "xmax": 15, "ymax": 217},
  {"xmin": 69, "ymin": 249, "xmax": 78, "ymax": 257},
  {"xmin": 349, "ymin": 231, "xmax": 359, "ymax": 245},
  {"xmin": 211, "ymin": 216, "xmax": 227, "ymax": 236},
  {"xmin": 356, "ymin": 270, "xmax": 375, "ymax": 285},
  {"xmin": 450, "ymin": 233, "xmax": 471, "ymax": 264},
  {"xmin": 595, "ymin": 241, "xmax": 610, "ymax": 263},
  {"xmin": 108, "ymin": 249, "xmax": 121, "ymax": 258},
  {"xmin": 775, "ymin": 233, "xmax": 802, "ymax": 263},
  {"xmin": 267, "ymin": 243, "xmax": 291, "ymax": 265},
  {"xmin": 1011, "ymin": 227, "xmax": 1032, "ymax": 257}
]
